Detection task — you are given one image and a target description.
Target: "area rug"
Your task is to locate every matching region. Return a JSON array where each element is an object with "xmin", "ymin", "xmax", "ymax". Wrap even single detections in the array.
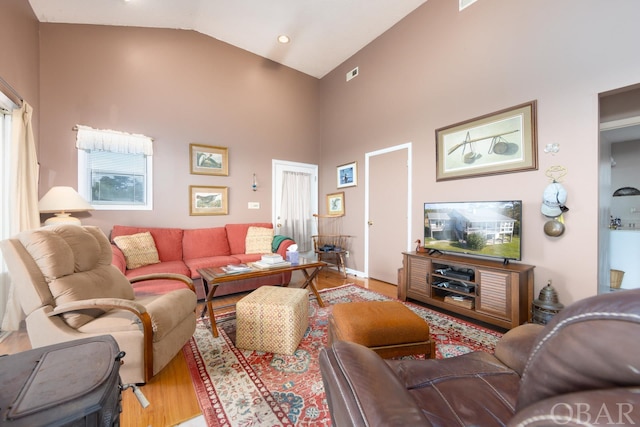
[{"xmin": 182, "ymin": 284, "xmax": 503, "ymax": 427}]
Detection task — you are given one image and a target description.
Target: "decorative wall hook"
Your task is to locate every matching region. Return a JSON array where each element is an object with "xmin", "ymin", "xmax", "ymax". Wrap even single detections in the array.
[{"xmin": 545, "ymin": 165, "xmax": 567, "ymax": 183}]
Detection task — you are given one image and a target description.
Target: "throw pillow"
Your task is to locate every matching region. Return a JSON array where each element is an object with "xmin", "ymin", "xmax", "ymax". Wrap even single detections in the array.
[
  {"xmin": 113, "ymin": 231, "xmax": 161, "ymax": 269},
  {"xmin": 245, "ymin": 226, "xmax": 274, "ymax": 254}
]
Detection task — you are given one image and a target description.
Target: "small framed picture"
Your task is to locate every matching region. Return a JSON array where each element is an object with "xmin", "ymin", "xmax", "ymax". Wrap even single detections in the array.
[
  {"xmin": 189, "ymin": 185, "xmax": 228, "ymax": 216},
  {"xmin": 326, "ymin": 192, "xmax": 345, "ymax": 216},
  {"xmin": 337, "ymin": 161, "xmax": 357, "ymax": 188},
  {"xmin": 190, "ymin": 143, "xmax": 229, "ymax": 176}
]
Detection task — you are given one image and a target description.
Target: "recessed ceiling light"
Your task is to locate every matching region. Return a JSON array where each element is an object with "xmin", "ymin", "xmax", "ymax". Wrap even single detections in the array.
[{"xmin": 277, "ymin": 35, "xmax": 290, "ymax": 44}]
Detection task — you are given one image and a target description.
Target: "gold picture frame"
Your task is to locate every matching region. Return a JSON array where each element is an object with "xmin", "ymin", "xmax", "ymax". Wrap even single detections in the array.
[
  {"xmin": 337, "ymin": 161, "xmax": 357, "ymax": 188},
  {"xmin": 436, "ymin": 101, "xmax": 537, "ymax": 181},
  {"xmin": 326, "ymin": 192, "xmax": 345, "ymax": 216},
  {"xmin": 190, "ymin": 143, "xmax": 229, "ymax": 176},
  {"xmin": 189, "ymin": 185, "xmax": 228, "ymax": 216}
]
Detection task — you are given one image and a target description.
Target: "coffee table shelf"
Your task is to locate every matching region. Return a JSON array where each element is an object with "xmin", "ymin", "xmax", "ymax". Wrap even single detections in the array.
[{"xmin": 198, "ymin": 258, "xmax": 326, "ymax": 337}]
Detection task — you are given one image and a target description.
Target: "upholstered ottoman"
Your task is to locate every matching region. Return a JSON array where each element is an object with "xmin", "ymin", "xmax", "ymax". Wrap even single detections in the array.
[
  {"xmin": 236, "ymin": 286, "xmax": 309, "ymax": 355},
  {"xmin": 328, "ymin": 301, "xmax": 434, "ymax": 359}
]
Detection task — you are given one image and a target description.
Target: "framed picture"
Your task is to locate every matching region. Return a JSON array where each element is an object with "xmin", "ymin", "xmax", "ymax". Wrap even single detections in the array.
[
  {"xmin": 189, "ymin": 185, "xmax": 228, "ymax": 215},
  {"xmin": 337, "ymin": 161, "xmax": 357, "ymax": 188},
  {"xmin": 326, "ymin": 192, "xmax": 345, "ymax": 216},
  {"xmin": 190, "ymin": 143, "xmax": 229, "ymax": 176},
  {"xmin": 436, "ymin": 101, "xmax": 537, "ymax": 181}
]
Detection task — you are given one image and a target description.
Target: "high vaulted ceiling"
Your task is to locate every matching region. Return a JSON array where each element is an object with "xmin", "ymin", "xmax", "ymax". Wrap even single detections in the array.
[{"xmin": 28, "ymin": 0, "xmax": 429, "ymax": 79}]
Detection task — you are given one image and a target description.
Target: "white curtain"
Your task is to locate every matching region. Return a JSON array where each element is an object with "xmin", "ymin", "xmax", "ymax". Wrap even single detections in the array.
[
  {"xmin": 75, "ymin": 124, "xmax": 153, "ymax": 155},
  {"xmin": 280, "ymin": 171, "xmax": 313, "ymax": 252},
  {"xmin": 1, "ymin": 102, "xmax": 40, "ymax": 331}
]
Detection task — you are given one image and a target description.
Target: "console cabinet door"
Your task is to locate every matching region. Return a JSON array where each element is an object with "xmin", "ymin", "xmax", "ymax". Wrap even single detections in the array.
[
  {"xmin": 407, "ymin": 256, "xmax": 430, "ymax": 299},
  {"xmin": 476, "ymin": 269, "xmax": 511, "ymax": 320}
]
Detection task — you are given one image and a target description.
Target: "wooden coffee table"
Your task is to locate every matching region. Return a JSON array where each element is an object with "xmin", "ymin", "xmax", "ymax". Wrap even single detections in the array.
[{"xmin": 198, "ymin": 259, "xmax": 326, "ymax": 337}]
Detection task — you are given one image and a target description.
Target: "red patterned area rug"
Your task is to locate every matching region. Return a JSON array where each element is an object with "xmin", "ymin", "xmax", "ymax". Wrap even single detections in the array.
[{"xmin": 182, "ymin": 284, "xmax": 503, "ymax": 427}]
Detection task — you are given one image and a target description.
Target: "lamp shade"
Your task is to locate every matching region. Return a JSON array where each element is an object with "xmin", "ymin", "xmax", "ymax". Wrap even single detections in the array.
[{"xmin": 39, "ymin": 186, "xmax": 93, "ymax": 225}]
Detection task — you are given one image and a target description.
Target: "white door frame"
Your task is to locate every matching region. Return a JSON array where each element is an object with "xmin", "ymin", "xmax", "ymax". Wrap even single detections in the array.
[{"xmin": 364, "ymin": 143, "xmax": 412, "ymax": 277}]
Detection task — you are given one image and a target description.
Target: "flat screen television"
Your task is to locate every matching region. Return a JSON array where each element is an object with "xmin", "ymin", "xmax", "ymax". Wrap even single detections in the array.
[{"xmin": 423, "ymin": 200, "xmax": 522, "ymax": 262}]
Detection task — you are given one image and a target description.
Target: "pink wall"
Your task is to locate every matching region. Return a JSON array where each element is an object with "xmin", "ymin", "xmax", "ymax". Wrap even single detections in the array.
[
  {"xmin": 0, "ymin": 0, "xmax": 40, "ymax": 136},
  {"xmin": 38, "ymin": 24, "xmax": 320, "ymax": 233},
  {"xmin": 6, "ymin": 0, "xmax": 640, "ymax": 304},
  {"xmin": 318, "ymin": 0, "xmax": 640, "ymax": 303}
]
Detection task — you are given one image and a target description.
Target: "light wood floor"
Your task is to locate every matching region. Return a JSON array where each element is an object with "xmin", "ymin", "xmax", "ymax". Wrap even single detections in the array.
[{"xmin": 0, "ymin": 268, "xmax": 397, "ymax": 427}]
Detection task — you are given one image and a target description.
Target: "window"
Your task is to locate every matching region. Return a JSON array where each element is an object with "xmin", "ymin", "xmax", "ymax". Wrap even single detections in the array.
[{"xmin": 76, "ymin": 125, "xmax": 153, "ymax": 210}]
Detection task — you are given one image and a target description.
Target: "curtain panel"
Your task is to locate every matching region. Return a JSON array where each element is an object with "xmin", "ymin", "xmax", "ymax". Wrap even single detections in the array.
[
  {"xmin": 280, "ymin": 171, "xmax": 313, "ymax": 252},
  {"xmin": 1, "ymin": 102, "xmax": 40, "ymax": 331}
]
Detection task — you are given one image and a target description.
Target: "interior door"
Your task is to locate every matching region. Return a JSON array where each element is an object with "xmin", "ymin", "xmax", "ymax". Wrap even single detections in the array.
[
  {"xmin": 367, "ymin": 145, "xmax": 411, "ymax": 284},
  {"xmin": 272, "ymin": 160, "xmax": 318, "ymax": 253}
]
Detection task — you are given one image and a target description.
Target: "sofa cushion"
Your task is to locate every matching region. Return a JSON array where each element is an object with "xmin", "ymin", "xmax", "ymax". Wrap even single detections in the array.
[
  {"xmin": 245, "ymin": 226, "xmax": 274, "ymax": 254},
  {"xmin": 113, "ymin": 232, "xmax": 161, "ymax": 269},
  {"xmin": 124, "ymin": 260, "xmax": 191, "ymax": 279},
  {"xmin": 131, "ymin": 278, "xmax": 194, "ymax": 297},
  {"xmin": 226, "ymin": 223, "xmax": 273, "ymax": 255},
  {"xmin": 112, "ymin": 225, "xmax": 184, "ymax": 262},
  {"xmin": 182, "ymin": 227, "xmax": 231, "ymax": 259}
]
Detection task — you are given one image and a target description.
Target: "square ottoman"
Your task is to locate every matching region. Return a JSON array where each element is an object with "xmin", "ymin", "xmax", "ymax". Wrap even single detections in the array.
[
  {"xmin": 328, "ymin": 300, "xmax": 434, "ymax": 359},
  {"xmin": 236, "ymin": 286, "xmax": 309, "ymax": 355}
]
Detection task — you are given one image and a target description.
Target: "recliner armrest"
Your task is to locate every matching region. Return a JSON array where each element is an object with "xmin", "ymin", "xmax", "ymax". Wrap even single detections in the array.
[
  {"xmin": 319, "ymin": 340, "xmax": 432, "ymax": 427},
  {"xmin": 49, "ymin": 297, "xmax": 147, "ymax": 317},
  {"xmin": 494, "ymin": 323, "xmax": 544, "ymax": 376}
]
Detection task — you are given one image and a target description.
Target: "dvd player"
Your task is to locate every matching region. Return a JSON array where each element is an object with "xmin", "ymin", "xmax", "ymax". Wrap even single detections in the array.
[
  {"xmin": 447, "ymin": 282, "xmax": 475, "ymax": 293},
  {"xmin": 435, "ymin": 281, "xmax": 475, "ymax": 293},
  {"xmin": 443, "ymin": 269, "xmax": 474, "ymax": 281}
]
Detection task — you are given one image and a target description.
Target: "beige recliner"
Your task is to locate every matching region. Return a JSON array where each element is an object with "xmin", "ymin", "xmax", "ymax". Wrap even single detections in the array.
[{"xmin": 1, "ymin": 225, "xmax": 197, "ymax": 384}]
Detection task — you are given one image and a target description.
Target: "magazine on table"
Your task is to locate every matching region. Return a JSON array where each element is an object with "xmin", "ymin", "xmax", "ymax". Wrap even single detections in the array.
[{"xmin": 222, "ymin": 263, "xmax": 252, "ymax": 273}]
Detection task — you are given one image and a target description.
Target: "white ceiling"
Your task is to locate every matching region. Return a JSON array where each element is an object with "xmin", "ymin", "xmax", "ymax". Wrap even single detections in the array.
[{"xmin": 28, "ymin": 0, "xmax": 429, "ymax": 79}]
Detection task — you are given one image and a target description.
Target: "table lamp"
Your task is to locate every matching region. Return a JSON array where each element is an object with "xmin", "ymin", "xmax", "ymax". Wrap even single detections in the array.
[{"xmin": 38, "ymin": 186, "xmax": 94, "ymax": 225}]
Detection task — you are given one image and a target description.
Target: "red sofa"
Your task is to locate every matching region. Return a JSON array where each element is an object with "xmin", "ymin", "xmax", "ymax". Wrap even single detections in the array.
[{"xmin": 110, "ymin": 223, "xmax": 296, "ymax": 299}]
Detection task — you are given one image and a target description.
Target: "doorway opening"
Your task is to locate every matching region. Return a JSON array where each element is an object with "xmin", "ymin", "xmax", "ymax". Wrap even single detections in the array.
[
  {"xmin": 272, "ymin": 160, "xmax": 318, "ymax": 255},
  {"xmin": 598, "ymin": 83, "xmax": 640, "ymax": 294}
]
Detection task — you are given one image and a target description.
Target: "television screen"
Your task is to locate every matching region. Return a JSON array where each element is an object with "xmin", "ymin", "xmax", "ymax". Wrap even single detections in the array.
[{"xmin": 423, "ymin": 200, "xmax": 522, "ymax": 262}]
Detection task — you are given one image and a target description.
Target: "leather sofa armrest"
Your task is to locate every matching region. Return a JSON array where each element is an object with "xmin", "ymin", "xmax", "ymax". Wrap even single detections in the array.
[
  {"xmin": 319, "ymin": 341, "xmax": 432, "ymax": 427},
  {"xmin": 494, "ymin": 323, "xmax": 544, "ymax": 376}
]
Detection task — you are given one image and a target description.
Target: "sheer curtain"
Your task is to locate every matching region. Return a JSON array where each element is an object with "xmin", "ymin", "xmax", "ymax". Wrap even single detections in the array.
[
  {"xmin": 280, "ymin": 171, "xmax": 313, "ymax": 252},
  {"xmin": 1, "ymin": 102, "xmax": 40, "ymax": 331}
]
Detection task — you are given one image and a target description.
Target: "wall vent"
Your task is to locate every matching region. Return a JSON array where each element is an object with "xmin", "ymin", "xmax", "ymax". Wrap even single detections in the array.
[{"xmin": 346, "ymin": 67, "xmax": 359, "ymax": 82}]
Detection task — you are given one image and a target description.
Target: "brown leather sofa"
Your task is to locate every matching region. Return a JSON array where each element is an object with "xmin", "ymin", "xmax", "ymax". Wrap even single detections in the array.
[{"xmin": 319, "ymin": 289, "xmax": 640, "ymax": 426}]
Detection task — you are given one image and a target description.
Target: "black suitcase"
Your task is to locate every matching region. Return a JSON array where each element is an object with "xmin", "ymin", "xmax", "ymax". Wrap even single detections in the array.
[{"xmin": 0, "ymin": 335, "xmax": 123, "ymax": 426}]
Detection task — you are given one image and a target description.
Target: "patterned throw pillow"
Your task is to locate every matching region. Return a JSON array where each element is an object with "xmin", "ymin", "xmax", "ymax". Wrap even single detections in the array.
[
  {"xmin": 113, "ymin": 231, "xmax": 161, "ymax": 269},
  {"xmin": 245, "ymin": 226, "xmax": 274, "ymax": 254}
]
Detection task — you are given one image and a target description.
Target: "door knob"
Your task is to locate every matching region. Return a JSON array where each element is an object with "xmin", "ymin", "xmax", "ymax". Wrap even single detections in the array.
[
  {"xmin": 277, "ymin": 223, "xmax": 282, "ymax": 227},
  {"xmin": 368, "ymin": 220, "xmax": 373, "ymax": 226}
]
